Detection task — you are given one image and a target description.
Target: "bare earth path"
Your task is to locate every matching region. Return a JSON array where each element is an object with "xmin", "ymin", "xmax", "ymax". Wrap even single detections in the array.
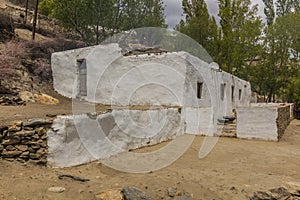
[{"xmin": 0, "ymin": 111, "xmax": 299, "ymax": 199}]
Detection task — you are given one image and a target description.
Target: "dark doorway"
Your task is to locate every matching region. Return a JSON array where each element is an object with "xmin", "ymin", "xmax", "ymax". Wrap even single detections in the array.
[
  {"xmin": 77, "ymin": 59, "xmax": 87, "ymax": 97},
  {"xmin": 197, "ymin": 82, "xmax": 203, "ymax": 99}
]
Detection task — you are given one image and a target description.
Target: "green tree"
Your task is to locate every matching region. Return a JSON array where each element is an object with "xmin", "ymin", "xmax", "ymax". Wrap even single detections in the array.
[
  {"xmin": 261, "ymin": 12, "xmax": 300, "ymax": 102},
  {"xmin": 39, "ymin": 0, "xmax": 166, "ymax": 44},
  {"xmin": 262, "ymin": 0, "xmax": 275, "ymax": 26},
  {"xmin": 276, "ymin": 0, "xmax": 299, "ymax": 16},
  {"xmin": 216, "ymin": 0, "xmax": 263, "ymax": 76},
  {"xmin": 176, "ymin": 0, "xmax": 213, "ymax": 49}
]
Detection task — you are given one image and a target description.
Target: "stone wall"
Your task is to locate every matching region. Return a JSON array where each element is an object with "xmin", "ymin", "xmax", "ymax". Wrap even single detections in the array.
[
  {"xmin": 277, "ymin": 105, "xmax": 293, "ymax": 140},
  {"xmin": 0, "ymin": 118, "xmax": 52, "ymax": 165}
]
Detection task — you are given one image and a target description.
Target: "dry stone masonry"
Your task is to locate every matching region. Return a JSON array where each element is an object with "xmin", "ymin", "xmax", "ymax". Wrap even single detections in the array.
[{"xmin": 0, "ymin": 118, "xmax": 52, "ymax": 165}]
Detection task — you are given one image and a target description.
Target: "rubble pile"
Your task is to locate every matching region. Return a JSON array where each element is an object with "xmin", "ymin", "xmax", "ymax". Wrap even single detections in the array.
[{"xmin": 0, "ymin": 96, "xmax": 26, "ymax": 106}]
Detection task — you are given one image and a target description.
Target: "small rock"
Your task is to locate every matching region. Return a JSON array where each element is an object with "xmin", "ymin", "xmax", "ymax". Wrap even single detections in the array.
[
  {"xmin": 20, "ymin": 151, "xmax": 30, "ymax": 158},
  {"xmin": 48, "ymin": 187, "xmax": 66, "ymax": 193},
  {"xmin": 36, "ymin": 127, "xmax": 46, "ymax": 136},
  {"xmin": 122, "ymin": 187, "xmax": 153, "ymax": 200},
  {"xmin": 95, "ymin": 189, "xmax": 123, "ymax": 200},
  {"xmin": 29, "ymin": 153, "xmax": 39, "ymax": 159},
  {"xmin": 28, "ymin": 147, "xmax": 35, "ymax": 153},
  {"xmin": 5, "ymin": 145, "xmax": 16, "ymax": 151},
  {"xmin": 2, "ymin": 138, "xmax": 21, "ymax": 145},
  {"xmin": 167, "ymin": 187, "xmax": 177, "ymax": 197},
  {"xmin": 12, "ymin": 130, "xmax": 35, "ymax": 137},
  {"xmin": 23, "ymin": 127, "xmax": 34, "ymax": 131},
  {"xmin": 269, "ymin": 187, "xmax": 291, "ymax": 199},
  {"xmin": 8, "ymin": 121, "xmax": 22, "ymax": 132},
  {"xmin": 0, "ymin": 144, "xmax": 4, "ymax": 151},
  {"xmin": 31, "ymin": 144, "xmax": 40, "ymax": 149},
  {"xmin": 250, "ymin": 191, "xmax": 275, "ymax": 200},
  {"xmin": 36, "ymin": 148, "xmax": 46, "ymax": 157},
  {"xmin": 15, "ymin": 145, "xmax": 28, "ymax": 152},
  {"xmin": 174, "ymin": 195, "xmax": 192, "ymax": 200},
  {"xmin": 16, "ymin": 158, "xmax": 26, "ymax": 163},
  {"xmin": 2, "ymin": 149, "xmax": 22, "ymax": 157},
  {"xmin": 32, "ymin": 134, "xmax": 40, "ymax": 140}
]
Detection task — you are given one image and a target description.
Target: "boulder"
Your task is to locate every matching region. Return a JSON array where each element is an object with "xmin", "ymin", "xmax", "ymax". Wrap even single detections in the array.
[
  {"xmin": 122, "ymin": 187, "xmax": 153, "ymax": 200},
  {"xmin": 24, "ymin": 118, "xmax": 53, "ymax": 127},
  {"xmin": 95, "ymin": 189, "xmax": 123, "ymax": 200}
]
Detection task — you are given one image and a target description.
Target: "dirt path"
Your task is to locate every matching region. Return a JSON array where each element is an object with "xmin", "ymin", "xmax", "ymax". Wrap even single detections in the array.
[{"xmin": 0, "ymin": 119, "xmax": 299, "ymax": 200}]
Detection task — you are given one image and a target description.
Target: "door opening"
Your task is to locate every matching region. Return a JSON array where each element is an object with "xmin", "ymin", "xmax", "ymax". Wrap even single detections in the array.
[{"xmin": 77, "ymin": 59, "xmax": 87, "ymax": 97}]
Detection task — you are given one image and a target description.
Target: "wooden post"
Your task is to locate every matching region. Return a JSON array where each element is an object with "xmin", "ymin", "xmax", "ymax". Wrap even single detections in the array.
[
  {"xmin": 24, "ymin": 0, "xmax": 29, "ymax": 24},
  {"xmin": 32, "ymin": 0, "xmax": 39, "ymax": 40}
]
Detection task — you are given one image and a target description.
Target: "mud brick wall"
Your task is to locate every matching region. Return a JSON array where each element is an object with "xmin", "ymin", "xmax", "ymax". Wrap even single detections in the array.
[
  {"xmin": 277, "ymin": 105, "xmax": 292, "ymax": 140},
  {"xmin": 0, "ymin": 119, "xmax": 52, "ymax": 165}
]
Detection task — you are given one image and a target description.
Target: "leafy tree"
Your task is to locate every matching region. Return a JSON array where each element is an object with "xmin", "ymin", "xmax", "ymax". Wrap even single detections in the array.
[
  {"xmin": 39, "ymin": 0, "xmax": 166, "ymax": 44},
  {"xmin": 262, "ymin": 12, "xmax": 300, "ymax": 102},
  {"xmin": 175, "ymin": 0, "xmax": 214, "ymax": 50},
  {"xmin": 262, "ymin": 0, "xmax": 275, "ymax": 26},
  {"xmin": 216, "ymin": 0, "xmax": 263, "ymax": 76},
  {"xmin": 276, "ymin": 0, "xmax": 299, "ymax": 17}
]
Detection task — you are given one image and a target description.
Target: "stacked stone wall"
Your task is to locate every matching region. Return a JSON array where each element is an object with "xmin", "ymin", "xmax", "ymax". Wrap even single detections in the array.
[{"xmin": 0, "ymin": 118, "xmax": 52, "ymax": 165}]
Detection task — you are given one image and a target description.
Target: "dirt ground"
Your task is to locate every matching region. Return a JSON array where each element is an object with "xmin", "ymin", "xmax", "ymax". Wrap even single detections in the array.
[{"xmin": 0, "ymin": 94, "xmax": 299, "ymax": 199}]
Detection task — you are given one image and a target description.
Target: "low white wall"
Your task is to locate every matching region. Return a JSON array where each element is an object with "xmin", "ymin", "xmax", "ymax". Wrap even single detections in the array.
[
  {"xmin": 47, "ymin": 108, "xmax": 184, "ymax": 168},
  {"xmin": 183, "ymin": 107, "xmax": 214, "ymax": 136},
  {"xmin": 237, "ymin": 106, "xmax": 279, "ymax": 141}
]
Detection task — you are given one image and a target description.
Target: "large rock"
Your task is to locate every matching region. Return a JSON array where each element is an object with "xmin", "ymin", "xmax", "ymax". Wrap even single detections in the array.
[
  {"xmin": 20, "ymin": 91, "xmax": 59, "ymax": 105},
  {"xmin": 24, "ymin": 118, "xmax": 53, "ymax": 127},
  {"xmin": 2, "ymin": 149, "xmax": 22, "ymax": 157},
  {"xmin": 8, "ymin": 121, "xmax": 22, "ymax": 132},
  {"xmin": 95, "ymin": 189, "xmax": 123, "ymax": 200},
  {"xmin": 122, "ymin": 187, "xmax": 153, "ymax": 200},
  {"xmin": 34, "ymin": 93, "xmax": 59, "ymax": 105},
  {"xmin": 11, "ymin": 130, "xmax": 35, "ymax": 137}
]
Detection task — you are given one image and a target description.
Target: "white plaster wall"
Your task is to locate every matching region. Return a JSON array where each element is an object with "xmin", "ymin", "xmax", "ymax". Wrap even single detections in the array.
[
  {"xmin": 51, "ymin": 46, "xmax": 96, "ymax": 98},
  {"xmin": 47, "ymin": 108, "xmax": 184, "ymax": 168},
  {"xmin": 87, "ymin": 51, "xmax": 187, "ymax": 106},
  {"xmin": 52, "ymin": 44, "xmax": 251, "ymax": 113},
  {"xmin": 181, "ymin": 53, "xmax": 251, "ymax": 117},
  {"xmin": 183, "ymin": 107, "xmax": 214, "ymax": 136},
  {"xmin": 236, "ymin": 107, "xmax": 279, "ymax": 141}
]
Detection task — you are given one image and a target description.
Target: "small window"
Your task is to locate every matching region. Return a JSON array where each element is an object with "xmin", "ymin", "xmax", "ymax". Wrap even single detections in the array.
[
  {"xmin": 77, "ymin": 59, "xmax": 87, "ymax": 97},
  {"xmin": 239, "ymin": 89, "xmax": 242, "ymax": 100},
  {"xmin": 220, "ymin": 83, "xmax": 226, "ymax": 101},
  {"xmin": 197, "ymin": 82, "xmax": 203, "ymax": 99},
  {"xmin": 231, "ymin": 86, "xmax": 235, "ymax": 102}
]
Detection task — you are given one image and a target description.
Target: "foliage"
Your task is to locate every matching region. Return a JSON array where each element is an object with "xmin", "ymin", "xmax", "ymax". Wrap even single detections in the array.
[
  {"xmin": 175, "ymin": 0, "xmax": 215, "ymax": 52},
  {"xmin": 39, "ymin": 0, "xmax": 166, "ymax": 44},
  {"xmin": 176, "ymin": 0, "xmax": 299, "ymax": 103}
]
